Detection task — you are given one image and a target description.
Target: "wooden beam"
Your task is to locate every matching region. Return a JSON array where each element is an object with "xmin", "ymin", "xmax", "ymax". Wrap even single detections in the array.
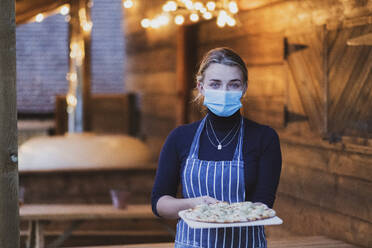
[
  {"xmin": 239, "ymin": 0, "xmax": 284, "ymax": 11},
  {"xmin": 16, "ymin": 0, "xmax": 69, "ymax": 25},
  {"xmin": 68, "ymin": 0, "xmax": 92, "ymax": 132},
  {"xmin": 176, "ymin": 25, "xmax": 198, "ymax": 125},
  {"xmin": 0, "ymin": 0, "xmax": 20, "ymax": 247},
  {"xmin": 347, "ymin": 32, "xmax": 372, "ymax": 46}
]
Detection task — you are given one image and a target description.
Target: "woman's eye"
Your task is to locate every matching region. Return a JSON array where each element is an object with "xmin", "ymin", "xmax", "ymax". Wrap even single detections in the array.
[
  {"xmin": 230, "ymin": 83, "xmax": 241, "ymax": 89},
  {"xmin": 209, "ymin": 82, "xmax": 220, "ymax": 88}
]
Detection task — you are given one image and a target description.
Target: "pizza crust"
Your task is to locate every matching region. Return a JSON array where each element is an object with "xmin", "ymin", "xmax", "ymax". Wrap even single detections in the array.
[{"xmin": 182, "ymin": 201, "xmax": 276, "ymax": 223}]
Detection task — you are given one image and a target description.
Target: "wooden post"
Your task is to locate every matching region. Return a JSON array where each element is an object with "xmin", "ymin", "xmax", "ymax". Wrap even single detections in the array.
[
  {"xmin": 67, "ymin": 0, "xmax": 92, "ymax": 132},
  {"xmin": 0, "ymin": 0, "xmax": 20, "ymax": 247},
  {"xmin": 176, "ymin": 25, "xmax": 198, "ymax": 125}
]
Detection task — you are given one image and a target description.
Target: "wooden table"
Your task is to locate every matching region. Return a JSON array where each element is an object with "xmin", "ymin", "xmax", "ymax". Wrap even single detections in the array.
[
  {"xmin": 70, "ymin": 235, "xmax": 361, "ymax": 248},
  {"xmin": 20, "ymin": 204, "xmax": 161, "ymax": 248}
]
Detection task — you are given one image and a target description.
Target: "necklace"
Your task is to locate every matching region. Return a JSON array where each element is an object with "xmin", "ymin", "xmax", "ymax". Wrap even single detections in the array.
[{"xmin": 206, "ymin": 119, "xmax": 240, "ymax": 150}]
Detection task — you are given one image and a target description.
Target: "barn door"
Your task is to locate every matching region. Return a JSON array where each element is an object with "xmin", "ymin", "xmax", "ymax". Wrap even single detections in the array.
[{"xmin": 286, "ymin": 24, "xmax": 372, "ymax": 139}]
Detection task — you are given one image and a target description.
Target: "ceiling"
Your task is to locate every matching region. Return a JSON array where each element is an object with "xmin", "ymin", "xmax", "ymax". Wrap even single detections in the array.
[
  {"xmin": 15, "ymin": 0, "xmax": 282, "ymax": 25},
  {"xmin": 16, "ymin": 0, "xmax": 69, "ymax": 24}
]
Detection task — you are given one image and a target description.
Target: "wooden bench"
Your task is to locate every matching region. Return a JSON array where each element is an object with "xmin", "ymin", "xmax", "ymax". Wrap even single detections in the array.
[
  {"xmin": 268, "ymin": 235, "xmax": 360, "ymax": 247},
  {"xmin": 20, "ymin": 204, "xmax": 174, "ymax": 248},
  {"xmin": 71, "ymin": 235, "xmax": 361, "ymax": 248}
]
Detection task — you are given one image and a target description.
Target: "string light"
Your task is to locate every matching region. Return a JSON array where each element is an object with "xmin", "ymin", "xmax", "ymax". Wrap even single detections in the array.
[
  {"xmin": 206, "ymin": 1, "xmax": 216, "ymax": 11},
  {"xmin": 203, "ymin": 12, "xmax": 212, "ymax": 20},
  {"xmin": 228, "ymin": 1, "xmax": 238, "ymax": 14},
  {"xmin": 35, "ymin": 14, "xmax": 44, "ymax": 23},
  {"xmin": 123, "ymin": 0, "xmax": 133, "ymax": 9},
  {"xmin": 141, "ymin": 0, "xmax": 239, "ymax": 29},
  {"xmin": 163, "ymin": 1, "xmax": 178, "ymax": 12},
  {"xmin": 190, "ymin": 13, "xmax": 199, "ymax": 22},
  {"xmin": 175, "ymin": 15, "xmax": 185, "ymax": 25},
  {"xmin": 141, "ymin": 18, "xmax": 151, "ymax": 28},
  {"xmin": 194, "ymin": 2, "xmax": 203, "ymax": 10},
  {"xmin": 60, "ymin": 6, "xmax": 70, "ymax": 15}
]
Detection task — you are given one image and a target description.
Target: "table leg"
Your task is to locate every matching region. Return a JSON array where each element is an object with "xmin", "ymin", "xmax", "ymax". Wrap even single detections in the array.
[
  {"xmin": 26, "ymin": 220, "xmax": 35, "ymax": 248},
  {"xmin": 35, "ymin": 221, "xmax": 45, "ymax": 248},
  {"xmin": 26, "ymin": 220, "xmax": 45, "ymax": 248},
  {"xmin": 47, "ymin": 220, "xmax": 84, "ymax": 248}
]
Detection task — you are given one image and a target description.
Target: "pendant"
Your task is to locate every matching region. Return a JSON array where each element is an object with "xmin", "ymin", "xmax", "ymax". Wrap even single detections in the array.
[{"xmin": 217, "ymin": 144, "xmax": 222, "ymax": 150}]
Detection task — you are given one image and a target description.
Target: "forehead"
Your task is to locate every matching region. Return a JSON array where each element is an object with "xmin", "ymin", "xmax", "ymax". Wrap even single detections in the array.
[{"xmin": 204, "ymin": 63, "xmax": 243, "ymax": 81}]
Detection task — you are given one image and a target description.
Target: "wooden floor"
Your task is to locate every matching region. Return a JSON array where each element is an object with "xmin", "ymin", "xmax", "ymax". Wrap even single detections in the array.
[{"xmin": 73, "ymin": 235, "xmax": 361, "ymax": 248}]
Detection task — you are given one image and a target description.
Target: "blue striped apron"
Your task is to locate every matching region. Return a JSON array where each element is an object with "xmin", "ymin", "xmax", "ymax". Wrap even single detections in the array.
[{"xmin": 175, "ymin": 116, "xmax": 266, "ymax": 248}]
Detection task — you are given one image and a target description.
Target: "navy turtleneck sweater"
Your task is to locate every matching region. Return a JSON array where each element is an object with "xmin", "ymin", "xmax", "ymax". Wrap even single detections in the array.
[{"xmin": 151, "ymin": 110, "xmax": 282, "ymax": 217}]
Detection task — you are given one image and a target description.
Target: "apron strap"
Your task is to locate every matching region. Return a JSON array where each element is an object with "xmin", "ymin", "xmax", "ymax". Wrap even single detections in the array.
[
  {"xmin": 232, "ymin": 117, "xmax": 244, "ymax": 161},
  {"xmin": 188, "ymin": 116, "xmax": 207, "ymax": 159}
]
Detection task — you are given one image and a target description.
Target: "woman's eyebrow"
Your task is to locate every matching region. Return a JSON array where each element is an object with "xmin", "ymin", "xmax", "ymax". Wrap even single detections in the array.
[
  {"xmin": 209, "ymin": 79, "xmax": 221, "ymax": 82},
  {"xmin": 229, "ymin": 79, "xmax": 241, "ymax": 82}
]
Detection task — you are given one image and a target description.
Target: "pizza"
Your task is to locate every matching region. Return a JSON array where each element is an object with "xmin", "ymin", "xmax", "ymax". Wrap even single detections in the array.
[{"xmin": 181, "ymin": 201, "xmax": 276, "ymax": 223}]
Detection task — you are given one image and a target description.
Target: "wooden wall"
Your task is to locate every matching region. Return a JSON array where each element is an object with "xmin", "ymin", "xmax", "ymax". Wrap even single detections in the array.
[
  {"xmin": 122, "ymin": 1, "xmax": 372, "ymax": 247},
  {"xmin": 123, "ymin": 0, "xmax": 178, "ymax": 160}
]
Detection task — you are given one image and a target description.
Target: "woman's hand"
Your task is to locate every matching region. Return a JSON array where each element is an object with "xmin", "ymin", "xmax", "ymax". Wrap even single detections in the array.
[
  {"xmin": 156, "ymin": 195, "xmax": 219, "ymax": 219},
  {"xmin": 187, "ymin": 196, "xmax": 219, "ymax": 208}
]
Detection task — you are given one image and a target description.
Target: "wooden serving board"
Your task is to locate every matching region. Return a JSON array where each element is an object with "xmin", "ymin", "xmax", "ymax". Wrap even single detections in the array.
[{"xmin": 178, "ymin": 210, "xmax": 283, "ymax": 229}]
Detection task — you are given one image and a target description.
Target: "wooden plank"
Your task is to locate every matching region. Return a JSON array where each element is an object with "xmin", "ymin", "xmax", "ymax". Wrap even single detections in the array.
[
  {"xmin": 198, "ymin": 0, "xmax": 372, "ymax": 44},
  {"xmin": 239, "ymin": 0, "xmax": 284, "ymax": 11},
  {"xmin": 286, "ymin": 28, "xmax": 326, "ymax": 134},
  {"xmin": 274, "ymin": 194, "xmax": 371, "ymax": 248},
  {"xmin": 176, "ymin": 25, "xmax": 198, "ymax": 125},
  {"xmin": 20, "ymin": 204, "xmax": 155, "ymax": 221},
  {"xmin": 278, "ymin": 163, "xmax": 372, "ymax": 223},
  {"xmin": 347, "ymin": 32, "xmax": 372, "ymax": 46},
  {"xmin": 55, "ymin": 94, "xmax": 137, "ymax": 135},
  {"xmin": 241, "ymin": 95, "xmax": 285, "ymax": 128},
  {"xmin": 268, "ymin": 235, "xmax": 359, "ymax": 247},
  {"xmin": 0, "ymin": 0, "xmax": 20, "ymax": 247},
  {"xmin": 198, "ymin": 33, "xmax": 284, "ymax": 66},
  {"xmin": 281, "ymin": 143, "xmax": 329, "ymax": 171},
  {"xmin": 286, "ymin": 61, "xmax": 307, "ymax": 117},
  {"xmin": 125, "ymin": 30, "xmax": 177, "ymax": 55},
  {"xmin": 141, "ymin": 94, "xmax": 178, "ymax": 120},
  {"xmin": 328, "ymin": 43, "xmax": 372, "ymax": 135},
  {"xmin": 126, "ymin": 47, "xmax": 176, "ymax": 73},
  {"xmin": 21, "ymin": 218, "xmax": 176, "ymax": 232},
  {"xmin": 245, "ymin": 65, "xmax": 286, "ymax": 97},
  {"xmin": 125, "ymin": 72, "xmax": 177, "ymax": 95},
  {"xmin": 141, "ymin": 114, "xmax": 176, "ymax": 138},
  {"xmin": 70, "ymin": 243, "xmax": 174, "ymax": 248}
]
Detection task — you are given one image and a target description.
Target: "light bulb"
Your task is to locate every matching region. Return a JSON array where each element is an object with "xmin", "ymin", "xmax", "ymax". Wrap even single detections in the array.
[
  {"xmin": 123, "ymin": 0, "xmax": 133, "ymax": 9},
  {"xmin": 206, "ymin": 1, "xmax": 216, "ymax": 11},
  {"xmin": 217, "ymin": 11, "xmax": 227, "ymax": 27},
  {"xmin": 190, "ymin": 13, "xmax": 199, "ymax": 22},
  {"xmin": 194, "ymin": 2, "xmax": 203, "ymax": 10},
  {"xmin": 158, "ymin": 14, "xmax": 170, "ymax": 25},
  {"xmin": 60, "ymin": 6, "xmax": 70, "ymax": 15},
  {"xmin": 203, "ymin": 12, "xmax": 212, "ymax": 20},
  {"xmin": 163, "ymin": 1, "xmax": 177, "ymax": 12},
  {"xmin": 141, "ymin": 18, "xmax": 150, "ymax": 28},
  {"xmin": 227, "ymin": 16, "xmax": 236, "ymax": 26},
  {"xmin": 36, "ymin": 13, "xmax": 44, "ymax": 23},
  {"xmin": 185, "ymin": 0, "xmax": 193, "ymax": 10},
  {"xmin": 150, "ymin": 19, "xmax": 160, "ymax": 28},
  {"xmin": 228, "ymin": 1, "xmax": 238, "ymax": 14},
  {"xmin": 175, "ymin": 15, "xmax": 185, "ymax": 25}
]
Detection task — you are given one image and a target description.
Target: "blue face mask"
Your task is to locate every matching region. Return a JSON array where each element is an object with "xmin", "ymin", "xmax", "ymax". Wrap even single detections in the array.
[{"xmin": 203, "ymin": 89, "xmax": 243, "ymax": 117}]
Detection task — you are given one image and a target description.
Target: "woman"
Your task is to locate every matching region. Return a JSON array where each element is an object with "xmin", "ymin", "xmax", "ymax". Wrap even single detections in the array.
[{"xmin": 151, "ymin": 47, "xmax": 282, "ymax": 248}]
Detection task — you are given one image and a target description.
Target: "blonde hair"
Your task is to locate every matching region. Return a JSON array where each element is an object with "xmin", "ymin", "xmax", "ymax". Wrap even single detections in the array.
[{"xmin": 194, "ymin": 47, "xmax": 248, "ymax": 102}]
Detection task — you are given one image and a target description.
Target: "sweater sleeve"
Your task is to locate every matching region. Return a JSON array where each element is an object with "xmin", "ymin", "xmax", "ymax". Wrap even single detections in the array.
[
  {"xmin": 151, "ymin": 127, "xmax": 182, "ymax": 217},
  {"xmin": 251, "ymin": 127, "xmax": 282, "ymax": 208}
]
